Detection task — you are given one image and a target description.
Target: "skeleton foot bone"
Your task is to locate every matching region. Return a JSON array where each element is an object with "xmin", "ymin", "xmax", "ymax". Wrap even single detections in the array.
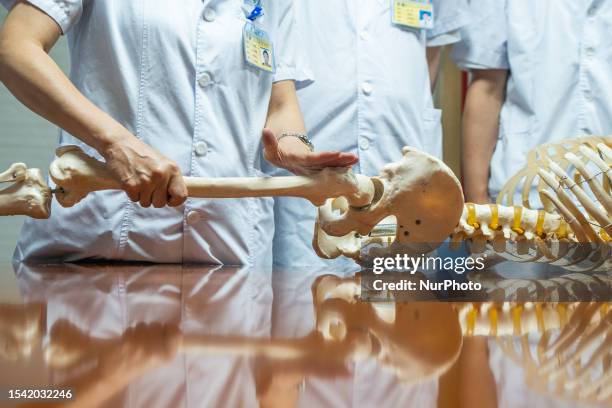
[{"xmin": 0, "ymin": 163, "xmax": 51, "ymax": 219}]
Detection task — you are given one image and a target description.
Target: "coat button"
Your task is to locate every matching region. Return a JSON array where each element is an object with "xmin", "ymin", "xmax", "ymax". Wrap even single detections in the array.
[
  {"xmin": 203, "ymin": 8, "xmax": 216, "ymax": 22},
  {"xmin": 362, "ymin": 82, "xmax": 373, "ymax": 96},
  {"xmin": 186, "ymin": 210, "xmax": 202, "ymax": 225},
  {"xmin": 194, "ymin": 141, "xmax": 208, "ymax": 157},
  {"xmin": 198, "ymin": 72, "xmax": 213, "ymax": 88},
  {"xmin": 585, "ymin": 47, "xmax": 596, "ymax": 57},
  {"xmin": 359, "ymin": 137, "xmax": 370, "ymax": 150}
]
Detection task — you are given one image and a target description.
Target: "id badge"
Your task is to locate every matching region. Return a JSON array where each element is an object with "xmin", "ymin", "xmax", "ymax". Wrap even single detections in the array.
[
  {"xmin": 243, "ymin": 21, "xmax": 275, "ymax": 73},
  {"xmin": 391, "ymin": 0, "xmax": 434, "ymax": 30}
]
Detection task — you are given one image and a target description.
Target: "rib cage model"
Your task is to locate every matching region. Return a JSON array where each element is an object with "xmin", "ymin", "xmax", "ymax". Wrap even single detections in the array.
[{"xmin": 450, "ymin": 136, "xmax": 612, "ymax": 272}]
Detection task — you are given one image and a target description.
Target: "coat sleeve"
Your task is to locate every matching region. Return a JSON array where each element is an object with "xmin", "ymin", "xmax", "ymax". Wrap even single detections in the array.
[
  {"xmin": 427, "ymin": 0, "xmax": 472, "ymax": 47},
  {"xmin": 450, "ymin": 0, "xmax": 510, "ymax": 70},
  {"xmin": 271, "ymin": 0, "xmax": 313, "ymax": 88},
  {"xmin": 1, "ymin": 0, "xmax": 88, "ymax": 34}
]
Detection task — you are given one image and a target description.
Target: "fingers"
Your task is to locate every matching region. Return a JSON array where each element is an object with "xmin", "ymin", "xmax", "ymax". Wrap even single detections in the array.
[
  {"xmin": 122, "ymin": 177, "xmax": 141, "ymax": 203},
  {"xmin": 167, "ymin": 173, "xmax": 188, "ymax": 207},
  {"xmin": 138, "ymin": 175, "xmax": 157, "ymax": 208},
  {"xmin": 301, "ymin": 151, "xmax": 359, "ymax": 167},
  {"xmin": 151, "ymin": 173, "xmax": 171, "ymax": 208},
  {"xmin": 289, "ymin": 151, "xmax": 359, "ymax": 174}
]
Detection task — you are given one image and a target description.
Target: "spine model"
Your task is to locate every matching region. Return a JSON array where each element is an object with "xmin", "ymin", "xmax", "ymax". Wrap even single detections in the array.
[{"xmin": 450, "ymin": 137, "xmax": 612, "ymax": 272}]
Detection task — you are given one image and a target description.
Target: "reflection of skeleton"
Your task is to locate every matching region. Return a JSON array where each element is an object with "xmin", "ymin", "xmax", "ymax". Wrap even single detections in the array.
[
  {"xmin": 2, "ymin": 272, "xmax": 609, "ymax": 406},
  {"xmin": 315, "ymin": 137, "xmax": 612, "ymax": 272},
  {"xmin": 462, "ymin": 301, "xmax": 612, "ymax": 406},
  {"xmin": 470, "ymin": 271, "xmax": 612, "ymax": 302},
  {"xmin": 318, "ymin": 274, "xmax": 612, "ymax": 406},
  {"xmin": 0, "ymin": 163, "xmax": 51, "ymax": 218}
]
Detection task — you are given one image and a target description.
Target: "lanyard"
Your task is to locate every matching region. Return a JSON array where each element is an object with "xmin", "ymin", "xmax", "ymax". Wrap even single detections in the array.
[{"xmin": 246, "ymin": 1, "xmax": 263, "ymax": 21}]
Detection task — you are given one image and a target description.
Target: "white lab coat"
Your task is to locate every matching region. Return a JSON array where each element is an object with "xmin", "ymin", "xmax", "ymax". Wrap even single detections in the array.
[
  {"xmin": 452, "ymin": 0, "xmax": 612, "ymax": 199},
  {"xmin": 2, "ymin": 0, "xmax": 309, "ymax": 265},
  {"xmin": 272, "ymin": 0, "xmax": 471, "ymax": 268}
]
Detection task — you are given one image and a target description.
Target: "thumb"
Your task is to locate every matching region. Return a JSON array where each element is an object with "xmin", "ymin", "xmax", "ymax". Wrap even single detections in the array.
[{"xmin": 261, "ymin": 128, "xmax": 278, "ymax": 152}]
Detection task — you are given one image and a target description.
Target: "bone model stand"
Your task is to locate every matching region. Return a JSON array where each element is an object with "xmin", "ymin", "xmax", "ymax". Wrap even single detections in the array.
[
  {"xmin": 0, "ymin": 162, "xmax": 51, "ymax": 219},
  {"xmin": 49, "ymin": 145, "xmax": 465, "ymax": 245},
  {"xmin": 315, "ymin": 136, "xmax": 612, "ymax": 272}
]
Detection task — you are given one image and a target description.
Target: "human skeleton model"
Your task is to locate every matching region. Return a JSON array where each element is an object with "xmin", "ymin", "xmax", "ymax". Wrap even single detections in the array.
[
  {"xmin": 2, "ymin": 274, "xmax": 609, "ymax": 405},
  {"xmin": 313, "ymin": 136, "xmax": 612, "ymax": 272},
  {"xmin": 1, "ymin": 137, "xmax": 610, "ymax": 271}
]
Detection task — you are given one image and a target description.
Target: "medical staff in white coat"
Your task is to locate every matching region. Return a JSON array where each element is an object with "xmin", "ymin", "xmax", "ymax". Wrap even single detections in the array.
[
  {"xmin": 452, "ymin": 0, "xmax": 612, "ymax": 204},
  {"xmin": 272, "ymin": 0, "xmax": 471, "ymax": 268},
  {"xmin": 0, "ymin": 0, "xmax": 356, "ymax": 265},
  {"xmin": 453, "ymin": 3, "xmax": 612, "ymax": 406}
]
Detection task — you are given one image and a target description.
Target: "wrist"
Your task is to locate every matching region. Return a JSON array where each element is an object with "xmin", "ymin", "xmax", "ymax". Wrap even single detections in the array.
[
  {"xmin": 92, "ymin": 126, "xmax": 133, "ymax": 159},
  {"xmin": 277, "ymin": 132, "xmax": 314, "ymax": 152},
  {"xmin": 465, "ymin": 191, "xmax": 491, "ymax": 204}
]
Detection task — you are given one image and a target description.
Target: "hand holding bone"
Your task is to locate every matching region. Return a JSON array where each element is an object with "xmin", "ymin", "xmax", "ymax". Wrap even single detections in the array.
[
  {"xmin": 50, "ymin": 145, "xmax": 376, "ymax": 208},
  {"xmin": 100, "ymin": 137, "xmax": 188, "ymax": 208}
]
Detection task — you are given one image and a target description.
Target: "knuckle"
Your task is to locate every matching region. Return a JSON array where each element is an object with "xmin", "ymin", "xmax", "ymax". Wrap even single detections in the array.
[
  {"xmin": 151, "ymin": 166, "xmax": 164, "ymax": 177},
  {"xmin": 123, "ymin": 182, "xmax": 139, "ymax": 194}
]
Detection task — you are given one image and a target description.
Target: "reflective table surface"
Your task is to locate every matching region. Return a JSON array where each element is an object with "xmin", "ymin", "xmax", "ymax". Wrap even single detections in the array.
[{"xmin": 0, "ymin": 262, "xmax": 609, "ymax": 408}]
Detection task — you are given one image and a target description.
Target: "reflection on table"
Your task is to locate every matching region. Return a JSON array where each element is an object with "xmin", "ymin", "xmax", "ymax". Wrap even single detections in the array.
[{"xmin": 0, "ymin": 263, "xmax": 608, "ymax": 407}]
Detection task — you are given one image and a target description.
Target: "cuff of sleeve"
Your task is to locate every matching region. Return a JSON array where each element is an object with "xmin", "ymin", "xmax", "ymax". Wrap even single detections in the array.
[
  {"xmin": 451, "ymin": 47, "xmax": 510, "ymax": 71},
  {"xmin": 273, "ymin": 64, "xmax": 314, "ymax": 90},
  {"xmin": 0, "ymin": 0, "xmax": 82, "ymax": 34},
  {"xmin": 427, "ymin": 31, "xmax": 461, "ymax": 47}
]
